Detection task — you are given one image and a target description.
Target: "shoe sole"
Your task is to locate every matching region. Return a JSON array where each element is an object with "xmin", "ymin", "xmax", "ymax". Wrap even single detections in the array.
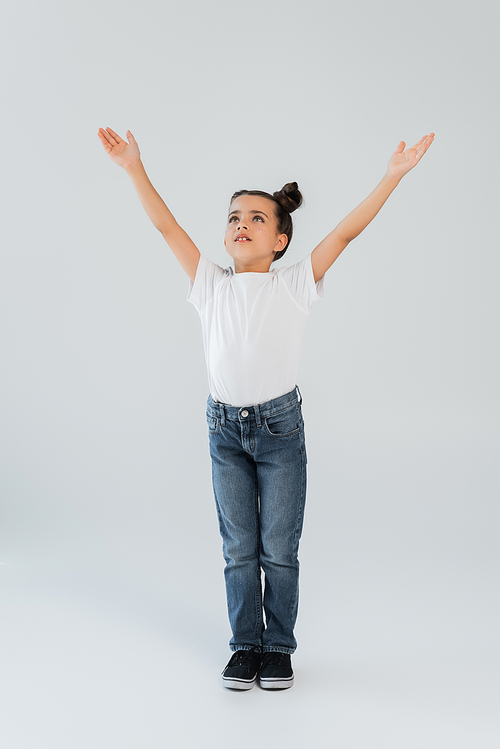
[
  {"xmin": 221, "ymin": 676, "xmax": 257, "ymax": 690},
  {"xmin": 259, "ymin": 676, "xmax": 294, "ymax": 689}
]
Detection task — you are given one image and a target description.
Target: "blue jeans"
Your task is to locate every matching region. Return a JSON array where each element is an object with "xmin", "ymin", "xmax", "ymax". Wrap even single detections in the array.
[{"xmin": 206, "ymin": 387, "xmax": 307, "ymax": 655}]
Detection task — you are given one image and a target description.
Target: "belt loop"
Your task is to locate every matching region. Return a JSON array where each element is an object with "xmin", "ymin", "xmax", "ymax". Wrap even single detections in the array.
[
  {"xmin": 254, "ymin": 403, "xmax": 261, "ymax": 427},
  {"xmin": 295, "ymin": 385, "xmax": 302, "ymax": 405},
  {"xmin": 218, "ymin": 402, "xmax": 226, "ymax": 426}
]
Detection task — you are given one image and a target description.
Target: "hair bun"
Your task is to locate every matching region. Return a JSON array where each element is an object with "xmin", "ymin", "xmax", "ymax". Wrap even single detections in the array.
[{"xmin": 272, "ymin": 182, "xmax": 303, "ymax": 214}]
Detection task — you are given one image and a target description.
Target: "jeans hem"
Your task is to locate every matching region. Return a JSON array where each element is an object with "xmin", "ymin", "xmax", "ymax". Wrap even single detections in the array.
[
  {"xmin": 262, "ymin": 646, "xmax": 295, "ymax": 655},
  {"xmin": 230, "ymin": 645, "xmax": 262, "ymax": 653}
]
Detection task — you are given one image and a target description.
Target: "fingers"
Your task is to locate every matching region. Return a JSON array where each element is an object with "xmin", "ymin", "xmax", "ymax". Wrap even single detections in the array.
[
  {"xmin": 97, "ymin": 126, "xmax": 136, "ymax": 147},
  {"xmin": 396, "ymin": 133, "xmax": 434, "ymax": 165},
  {"xmin": 104, "ymin": 126, "xmax": 123, "ymax": 145},
  {"xmin": 97, "ymin": 127, "xmax": 114, "ymax": 152},
  {"xmin": 414, "ymin": 133, "xmax": 435, "ymax": 151},
  {"xmin": 97, "ymin": 127, "xmax": 123, "ymax": 148},
  {"xmin": 416, "ymin": 133, "xmax": 435, "ymax": 158},
  {"xmin": 97, "ymin": 127, "xmax": 118, "ymax": 147}
]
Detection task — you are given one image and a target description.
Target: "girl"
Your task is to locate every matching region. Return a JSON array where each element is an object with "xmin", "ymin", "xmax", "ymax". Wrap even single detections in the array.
[{"xmin": 97, "ymin": 126, "xmax": 434, "ymax": 690}]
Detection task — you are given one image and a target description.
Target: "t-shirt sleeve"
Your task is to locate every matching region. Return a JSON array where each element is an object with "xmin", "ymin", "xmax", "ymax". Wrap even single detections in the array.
[
  {"xmin": 186, "ymin": 254, "xmax": 228, "ymax": 313},
  {"xmin": 279, "ymin": 253, "xmax": 325, "ymax": 311}
]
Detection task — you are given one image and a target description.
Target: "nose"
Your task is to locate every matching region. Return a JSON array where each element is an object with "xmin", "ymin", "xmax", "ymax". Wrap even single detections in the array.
[{"xmin": 237, "ymin": 218, "xmax": 249, "ymax": 230}]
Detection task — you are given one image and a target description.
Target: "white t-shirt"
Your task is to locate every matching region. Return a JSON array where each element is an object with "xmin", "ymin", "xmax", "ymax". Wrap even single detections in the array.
[{"xmin": 187, "ymin": 253, "xmax": 324, "ymax": 406}]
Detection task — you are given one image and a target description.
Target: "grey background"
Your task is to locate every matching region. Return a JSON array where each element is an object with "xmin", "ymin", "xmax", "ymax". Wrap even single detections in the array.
[{"xmin": 1, "ymin": 0, "xmax": 499, "ymax": 746}]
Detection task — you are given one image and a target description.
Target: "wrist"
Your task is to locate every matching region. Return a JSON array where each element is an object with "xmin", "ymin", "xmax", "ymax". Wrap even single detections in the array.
[
  {"xmin": 384, "ymin": 169, "xmax": 402, "ymax": 187},
  {"xmin": 125, "ymin": 158, "xmax": 144, "ymax": 175}
]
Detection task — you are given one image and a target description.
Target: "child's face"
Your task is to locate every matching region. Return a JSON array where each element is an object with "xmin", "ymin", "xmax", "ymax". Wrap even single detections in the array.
[{"xmin": 224, "ymin": 195, "xmax": 288, "ymax": 273}]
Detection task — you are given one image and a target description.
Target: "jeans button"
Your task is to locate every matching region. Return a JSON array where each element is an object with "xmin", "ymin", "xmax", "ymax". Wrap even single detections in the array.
[{"xmin": 241, "ymin": 410, "xmax": 249, "ymax": 418}]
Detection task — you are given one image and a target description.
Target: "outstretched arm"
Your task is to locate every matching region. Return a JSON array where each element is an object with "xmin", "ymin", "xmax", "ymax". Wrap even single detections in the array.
[
  {"xmin": 311, "ymin": 133, "xmax": 435, "ymax": 283},
  {"xmin": 97, "ymin": 127, "xmax": 200, "ymax": 282}
]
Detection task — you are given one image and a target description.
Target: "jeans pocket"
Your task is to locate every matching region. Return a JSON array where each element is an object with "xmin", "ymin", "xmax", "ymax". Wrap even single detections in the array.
[
  {"xmin": 263, "ymin": 405, "xmax": 301, "ymax": 438},
  {"xmin": 206, "ymin": 413, "xmax": 220, "ymax": 435}
]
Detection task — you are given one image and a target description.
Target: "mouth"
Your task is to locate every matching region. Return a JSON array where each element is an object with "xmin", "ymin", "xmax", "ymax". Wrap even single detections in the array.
[{"xmin": 235, "ymin": 235, "xmax": 251, "ymax": 242}]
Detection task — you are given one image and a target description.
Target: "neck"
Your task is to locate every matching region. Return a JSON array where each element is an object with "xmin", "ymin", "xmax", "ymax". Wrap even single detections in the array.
[{"xmin": 233, "ymin": 258, "xmax": 274, "ymax": 274}]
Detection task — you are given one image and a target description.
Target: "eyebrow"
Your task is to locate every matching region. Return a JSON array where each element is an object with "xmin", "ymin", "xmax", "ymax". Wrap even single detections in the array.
[{"xmin": 228, "ymin": 209, "xmax": 269, "ymax": 219}]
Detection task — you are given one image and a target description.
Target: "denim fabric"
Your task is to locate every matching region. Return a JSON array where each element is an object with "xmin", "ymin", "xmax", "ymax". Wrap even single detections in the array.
[{"xmin": 206, "ymin": 387, "xmax": 307, "ymax": 655}]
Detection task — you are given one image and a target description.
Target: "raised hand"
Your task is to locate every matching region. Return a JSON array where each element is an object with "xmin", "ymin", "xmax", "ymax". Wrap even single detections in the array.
[
  {"xmin": 387, "ymin": 133, "xmax": 435, "ymax": 181},
  {"xmin": 97, "ymin": 127, "xmax": 141, "ymax": 170}
]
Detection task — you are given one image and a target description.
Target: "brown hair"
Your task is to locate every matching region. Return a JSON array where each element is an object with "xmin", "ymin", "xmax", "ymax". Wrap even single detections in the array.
[{"xmin": 229, "ymin": 182, "xmax": 303, "ymax": 261}]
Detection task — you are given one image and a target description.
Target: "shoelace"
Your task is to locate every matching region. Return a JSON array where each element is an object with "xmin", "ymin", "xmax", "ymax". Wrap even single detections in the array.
[
  {"xmin": 260, "ymin": 652, "xmax": 284, "ymax": 668},
  {"xmin": 229, "ymin": 650, "xmax": 259, "ymax": 669}
]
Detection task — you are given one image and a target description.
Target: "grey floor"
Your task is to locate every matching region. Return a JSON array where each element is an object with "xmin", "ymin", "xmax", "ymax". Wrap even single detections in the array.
[{"xmin": 2, "ymin": 489, "xmax": 499, "ymax": 749}]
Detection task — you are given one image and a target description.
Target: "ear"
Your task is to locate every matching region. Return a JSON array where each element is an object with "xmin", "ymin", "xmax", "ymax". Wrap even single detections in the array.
[{"xmin": 275, "ymin": 234, "xmax": 288, "ymax": 252}]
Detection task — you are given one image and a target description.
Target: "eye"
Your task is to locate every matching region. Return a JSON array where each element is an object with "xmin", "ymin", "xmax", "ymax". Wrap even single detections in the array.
[
  {"xmin": 253, "ymin": 215, "xmax": 264, "ymax": 222},
  {"xmin": 228, "ymin": 216, "xmax": 238, "ymax": 223}
]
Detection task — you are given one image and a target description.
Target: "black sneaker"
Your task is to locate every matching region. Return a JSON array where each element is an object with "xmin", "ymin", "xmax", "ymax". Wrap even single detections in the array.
[
  {"xmin": 259, "ymin": 651, "xmax": 294, "ymax": 689},
  {"xmin": 221, "ymin": 648, "xmax": 261, "ymax": 690}
]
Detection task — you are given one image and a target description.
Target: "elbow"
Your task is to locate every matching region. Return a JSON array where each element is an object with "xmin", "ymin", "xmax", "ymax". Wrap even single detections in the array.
[
  {"xmin": 160, "ymin": 220, "xmax": 178, "ymax": 238},
  {"xmin": 338, "ymin": 234, "xmax": 353, "ymax": 249}
]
